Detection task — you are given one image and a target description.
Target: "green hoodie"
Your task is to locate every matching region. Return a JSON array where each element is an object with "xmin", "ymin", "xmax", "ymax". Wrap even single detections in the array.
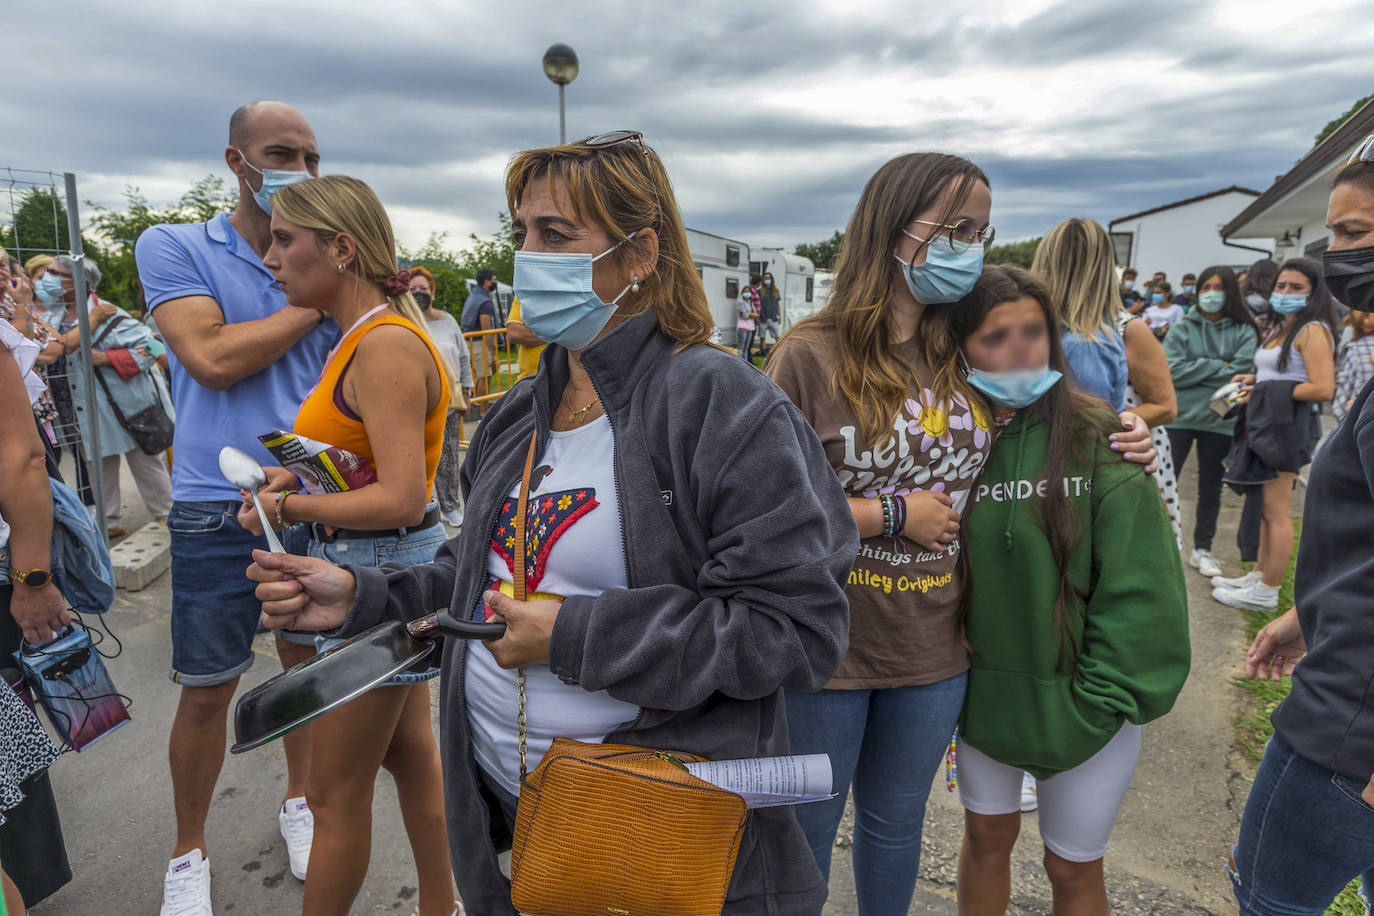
[
  {"xmin": 1164, "ymin": 308, "xmax": 1258, "ymax": 434},
  {"xmin": 959, "ymin": 410, "xmax": 1191, "ymax": 780}
]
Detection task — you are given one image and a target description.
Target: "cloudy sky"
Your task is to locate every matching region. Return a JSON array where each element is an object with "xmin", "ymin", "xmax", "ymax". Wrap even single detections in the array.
[{"xmin": 6, "ymin": 0, "xmax": 1372, "ymax": 254}]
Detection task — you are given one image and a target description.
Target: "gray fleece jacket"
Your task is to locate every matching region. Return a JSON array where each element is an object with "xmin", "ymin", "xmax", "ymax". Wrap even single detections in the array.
[{"xmin": 335, "ymin": 310, "xmax": 858, "ymax": 915}]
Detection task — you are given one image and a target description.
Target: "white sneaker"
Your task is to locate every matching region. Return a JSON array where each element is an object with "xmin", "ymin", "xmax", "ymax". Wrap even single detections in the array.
[
  {"xmin": 1190, "ymin": 549, "xmax": 1223, "ymax": 578},
  {"xmin": 279, "ymin": 797, "xmax": 313, "ymax": 881},
  {"xmin": 1213, "ymin": 581, "xmax": 1279, "ymax": 613},
  {"xmin": 1212, "ymin": 569, "xmax": 1261, "ymax": 590},
  {"xmin": 1020, "ymin": 772, "xmax": 1038, "ymax": 812},
  {"xmin": 160, "ymin": 849, "xmax": 212, "ymax": 916}
]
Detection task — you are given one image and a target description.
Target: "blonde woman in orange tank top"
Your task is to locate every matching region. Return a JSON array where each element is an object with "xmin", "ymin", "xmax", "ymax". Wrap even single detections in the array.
[{"xmin": 234, "ymin": 176, "xmax": 461, "ymax": 916}]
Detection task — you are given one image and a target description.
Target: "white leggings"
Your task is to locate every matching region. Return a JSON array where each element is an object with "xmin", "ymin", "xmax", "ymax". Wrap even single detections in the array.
[{"xmin": 957, "ymin": 722, "xmax": 1142, "ymax": 863}]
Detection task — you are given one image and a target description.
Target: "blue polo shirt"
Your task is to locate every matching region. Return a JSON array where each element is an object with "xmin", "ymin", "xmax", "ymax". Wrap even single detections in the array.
[{"xmin": 136, "ymin": 213, "xmax": 336, "ymax": 502}]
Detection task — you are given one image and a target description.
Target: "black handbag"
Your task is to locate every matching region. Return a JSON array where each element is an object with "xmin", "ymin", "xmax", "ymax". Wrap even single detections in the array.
[{"xmin": 90, "ymin": 316, "xmax": 175, "ymax": 455}]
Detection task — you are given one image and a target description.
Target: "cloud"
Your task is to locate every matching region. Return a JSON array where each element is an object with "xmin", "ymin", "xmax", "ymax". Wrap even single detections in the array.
[{"xmin": 3, "ymin": 0, "xmax": 1370, "ymax": 255}]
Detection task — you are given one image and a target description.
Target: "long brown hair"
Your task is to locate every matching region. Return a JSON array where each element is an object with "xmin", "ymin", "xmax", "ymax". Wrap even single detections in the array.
[
  {"xmin": 783, "ymin": 152, "xmax": 988, "ymax": 446},
  {"xmin": 929, "ymin": 264, "xmax": 1115, "ymax": 671},
  {"xmin": 505, "ymin": 136, "xmax": 713, "ymax": 346}
]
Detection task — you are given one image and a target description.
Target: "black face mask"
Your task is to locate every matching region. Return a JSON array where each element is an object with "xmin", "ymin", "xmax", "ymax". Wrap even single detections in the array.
[
  {"xmin": 412, "ymin": 291, "xmax": 433, "ymax": 309},
  {"xmin": 1324, "ymin": 244, "xmax": 1374, "ymax": 312}
]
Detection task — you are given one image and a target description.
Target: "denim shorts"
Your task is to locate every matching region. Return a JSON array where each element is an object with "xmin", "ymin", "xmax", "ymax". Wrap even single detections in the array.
[
  {"xmin": 307, "ymin": 514, "xmax": 447, "ymax": 686},
  {"xmin": 167, "ymin": 500, "xmax": 313, "ymax": 687}
]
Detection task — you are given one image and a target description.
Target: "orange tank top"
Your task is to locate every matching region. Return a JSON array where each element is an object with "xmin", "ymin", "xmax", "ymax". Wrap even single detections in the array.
[{"xmin": 294, "ymin": 312, "xmax": 449, "ymax": 497}]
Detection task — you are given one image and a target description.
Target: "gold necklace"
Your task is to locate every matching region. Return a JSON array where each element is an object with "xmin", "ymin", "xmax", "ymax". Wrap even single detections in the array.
[{"xmin": 567, "ymin": 396, "xmax": 599, "ymax": 424}]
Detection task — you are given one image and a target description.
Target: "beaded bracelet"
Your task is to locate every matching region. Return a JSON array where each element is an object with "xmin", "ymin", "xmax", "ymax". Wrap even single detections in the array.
[
  {"xmin": 891, "ymin": 493, "xmax": 907, "ymax": 538},
  {"xmin": 881, "ymin": 494, "xmax": 901, "ymax": 539}
]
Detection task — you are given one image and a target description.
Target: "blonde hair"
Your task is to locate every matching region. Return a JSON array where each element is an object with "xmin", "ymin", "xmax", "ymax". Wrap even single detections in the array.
[
  {"xmin": 271, "ymin": 175, "xmax": 455, "ymax": 386},
  {"xmin": 1031, "ymin": 218, "xmax": 1122, "ymax": 337},
  {"xmin": 505, "ymin": 137, "xmax": 713, "ymax": 346},
  {"xmin": 24, "ymin": 254, "xmax": 54, "ymax": 278},
  {"xmin": 270, "ymin": 176, "xmax": 428, "ymax": 329}
]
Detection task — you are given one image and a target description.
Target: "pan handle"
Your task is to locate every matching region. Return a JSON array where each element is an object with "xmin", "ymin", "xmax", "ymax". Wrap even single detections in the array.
[{"xmin": 408, "ymin": 611, "xmax": 507, "ymax": 641}]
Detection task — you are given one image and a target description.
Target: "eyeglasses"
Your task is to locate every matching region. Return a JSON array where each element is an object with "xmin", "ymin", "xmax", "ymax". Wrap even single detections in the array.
[
  {"xmin": 1349, "ymin": 132, "xmax": 1374, "ymax": 164},
  {"xmin": 908, "ymin": 218, "xmax": 996, "ymax": 254}
]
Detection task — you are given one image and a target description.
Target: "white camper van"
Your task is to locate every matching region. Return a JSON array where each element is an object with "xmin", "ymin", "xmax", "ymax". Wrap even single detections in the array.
[
  {"xmin": 751, "ymin": 250, "xmax": 816, "ymax": 329},
  {"xmin": 812, "ymin": 269, "xmax": 835, "ymax": 315},
  {"xmin": 686, "ymin": 228, "xmax": 751, "ymax": 344}
]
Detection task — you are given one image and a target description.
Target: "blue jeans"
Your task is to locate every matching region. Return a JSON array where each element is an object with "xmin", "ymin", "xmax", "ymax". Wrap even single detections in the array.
[
  {"xmin": 785, "ymin": 673, "xmax": 968, "ymax": 916},
  {"xmin": 167, "ymin": 501, "xmax": 310, "ymax": 686},
  {"xmin": 307, "ymin": 514, "xmax": 448, "ymax": 685},
  {"xmin": 1232, "ymin": 731, "xmax": 1374, "ymax": 914}
]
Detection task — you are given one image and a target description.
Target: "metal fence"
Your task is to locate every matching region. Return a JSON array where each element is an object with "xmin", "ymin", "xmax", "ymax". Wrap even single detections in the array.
[
  {"xmin": 457, "ymin": 327, "xmax": 524, "ymax": 448},
  {"xmin": 3, "ymin": 168, "xmax": 107, "ymax": 542}
]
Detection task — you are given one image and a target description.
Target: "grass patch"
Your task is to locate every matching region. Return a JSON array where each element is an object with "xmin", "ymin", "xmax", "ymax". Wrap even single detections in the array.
[{"xmin": 1228, "ymin": 519, "xmax": 1365, "ymax": 914}]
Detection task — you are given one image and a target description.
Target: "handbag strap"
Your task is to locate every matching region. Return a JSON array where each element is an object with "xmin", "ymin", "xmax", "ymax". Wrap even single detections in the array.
[
  {"xmin": 514, "ymin": 430, "xmax": 539, "ymax": 781},
  {"xmin": 86, "ymin": 316, "xmax": 166, "ymax": 428}
]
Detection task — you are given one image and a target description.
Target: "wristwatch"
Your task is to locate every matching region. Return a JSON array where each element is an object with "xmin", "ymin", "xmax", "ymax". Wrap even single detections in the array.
[{"xmin": 9, "ymin": 568, "xmax": 53, "ymax": 588}]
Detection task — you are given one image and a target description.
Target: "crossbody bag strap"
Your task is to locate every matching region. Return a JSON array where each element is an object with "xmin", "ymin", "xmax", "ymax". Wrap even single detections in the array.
[
  {"xmin": 88, "ymin": 317, "xmax": 135, "ymax": 428},
  {"xmin": 515, "ymin": 429, "xmax": 539, "ymax": 782}
]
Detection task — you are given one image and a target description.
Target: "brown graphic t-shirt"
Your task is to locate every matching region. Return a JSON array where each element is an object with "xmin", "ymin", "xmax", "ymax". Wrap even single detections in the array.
[{"xmin": 767, "ymin": 325, "xmax": 993, "ymax": 687}]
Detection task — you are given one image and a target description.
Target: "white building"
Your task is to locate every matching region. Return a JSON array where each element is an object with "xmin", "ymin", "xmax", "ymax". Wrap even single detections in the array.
[
  {"xmin": 1222, "ymin": 97, "xmax": 1374, "ymax": 264},
  {"xmin": 1108, "ymin": 187, "xmax": 1270, "ymax": 283}
]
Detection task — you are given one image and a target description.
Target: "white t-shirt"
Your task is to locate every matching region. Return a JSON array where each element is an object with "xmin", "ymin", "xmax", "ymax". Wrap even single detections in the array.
[
  {"xmin": 465, "ymin": 414, "xmax": 638, "ymax": 796},
  {"xmin": 0, "ymin": 319, "xmax": 45, "ymax": 550},
  {"xmin": 1143, "ymin": 303, "xmax": 1183, "ymax": 330}
]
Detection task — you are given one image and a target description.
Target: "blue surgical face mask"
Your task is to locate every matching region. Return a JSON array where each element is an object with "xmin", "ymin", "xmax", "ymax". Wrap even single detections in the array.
[
  {"xmin": 236, "ymin": 148, "xmax": 311, "ymax": 215},
  {"xmin": 967, "ymin": 364, "xmax": 1063, "ymax": 408},
  {"xmin": 893, "ymin": 231, "xmax": 983, "ymax": 304},
  {"xmin": 1269, "ymin": 292, "xmax": 1309, "ymax": 315},
  {"xmin": 1197, "ymin": 290, "xmax": 1226, "ymax": 313},
  {"xmin": 36, "ymin": 271, "xmax": 64, "ymax": 305},
  {"xmin": 1151, "ymin": 292, "xmax": 1165, "ymax": 304},
  {"xmin": 513, "ymin": 233, "xmax": 636, "ymax": 350}
]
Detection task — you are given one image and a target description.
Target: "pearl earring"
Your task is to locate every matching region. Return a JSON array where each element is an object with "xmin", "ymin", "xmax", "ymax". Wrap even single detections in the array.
[
  {"xmin": 631, "ymin": 275, "xmax": 640, "ymax": 293},
  {"xmin": 337, "ymin": 263, "xmax": 345, "ymax": 272}
]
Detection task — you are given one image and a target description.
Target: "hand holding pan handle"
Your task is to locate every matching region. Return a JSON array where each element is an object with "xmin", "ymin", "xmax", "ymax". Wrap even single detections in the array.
[{"xmin": 417, "ymin": 610, "xmax": 506, "ymax": 641}]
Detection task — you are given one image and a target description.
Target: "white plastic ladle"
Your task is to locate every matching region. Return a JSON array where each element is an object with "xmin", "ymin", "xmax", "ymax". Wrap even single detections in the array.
[{"xmin": 218, "ymin": 446, "xmax": 287, "ymax": 554}]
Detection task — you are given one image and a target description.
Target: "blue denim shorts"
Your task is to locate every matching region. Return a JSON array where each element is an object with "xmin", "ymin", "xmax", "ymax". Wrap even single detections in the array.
[
  {"xmin": 307, "ymin": 514, "xmax": 447, "ymax": 686},
  {"xmin": 167, "ymin": 501, "xmax": 313, "ymax": 687}
]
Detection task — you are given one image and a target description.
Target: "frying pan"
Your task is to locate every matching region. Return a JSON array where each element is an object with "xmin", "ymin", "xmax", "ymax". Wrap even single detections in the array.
[{"xmin": 231, "ymin": 611, "xmax": 504, "ymax": 753}]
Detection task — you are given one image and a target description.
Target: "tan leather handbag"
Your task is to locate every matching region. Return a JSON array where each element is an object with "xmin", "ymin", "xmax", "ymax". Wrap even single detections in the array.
[{"xmin": 505, "ymin": 432, "xmax": 748, "ymax": 916}]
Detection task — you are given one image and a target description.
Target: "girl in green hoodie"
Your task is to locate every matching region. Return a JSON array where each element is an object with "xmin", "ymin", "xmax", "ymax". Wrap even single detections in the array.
[{"xmin": 926, "ymin": 264, "xmax": 1191, "ymax": 915}]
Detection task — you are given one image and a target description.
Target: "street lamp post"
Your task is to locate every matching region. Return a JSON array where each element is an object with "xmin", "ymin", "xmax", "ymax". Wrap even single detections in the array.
[{"xmin": 542, "ymin": 43, "xmax": 579, "ymax": 144}]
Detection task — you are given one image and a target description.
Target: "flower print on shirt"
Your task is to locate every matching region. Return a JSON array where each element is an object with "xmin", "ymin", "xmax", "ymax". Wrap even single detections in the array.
[{"xmin": 949, "ymin": 393, "xmax": 991, "ymax": 451}]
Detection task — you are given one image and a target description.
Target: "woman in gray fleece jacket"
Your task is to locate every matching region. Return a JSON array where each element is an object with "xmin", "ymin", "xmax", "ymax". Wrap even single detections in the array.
[{"xmin": 248, "ymin": 134, "xmax": 858, "ymax": 916}]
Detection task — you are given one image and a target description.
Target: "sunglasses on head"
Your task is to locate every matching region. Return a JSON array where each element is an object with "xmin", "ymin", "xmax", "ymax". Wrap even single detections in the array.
[{"xmin": 1348, "ymin": 132, "xmax": 1374, "ymax": 165}]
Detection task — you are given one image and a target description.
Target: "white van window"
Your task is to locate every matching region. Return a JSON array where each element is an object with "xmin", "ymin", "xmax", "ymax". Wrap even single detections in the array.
[
  {"xmin": 726, "ymin": 278, "xmax": 740, "ymax": 298},
  {"xmin": 725, "ymin": 245, "xmax": 740, "ymax": 268}
]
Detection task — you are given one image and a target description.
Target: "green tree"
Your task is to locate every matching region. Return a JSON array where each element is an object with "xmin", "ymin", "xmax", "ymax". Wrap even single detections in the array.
[
  {"xmin": 0, "ymin": 187, "xmax": 110, "ymax": 295},
  {"xmin": 1315, "ymin": 94, "xmax": 1374, "ymax": 147},
  {"xmin": 984, "ymin": 236, "xmax": 1041, "ymax": 269},
  {"xmin": 794, "ymin": 230, "xmax": 844, "ymax": 270},
  {"xmin": 401, "ymin": 213, "xmax": 516, "ymax": 317}
]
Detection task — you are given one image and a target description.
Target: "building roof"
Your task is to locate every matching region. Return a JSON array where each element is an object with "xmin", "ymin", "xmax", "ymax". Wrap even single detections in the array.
[
  {"xmin": 1109, "ymin": 186, "xmax": 1261, "ymax": 228},
  {"xmin": 1222, "ymin": 96, "xmax": 1374, "ymax": 239}
]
